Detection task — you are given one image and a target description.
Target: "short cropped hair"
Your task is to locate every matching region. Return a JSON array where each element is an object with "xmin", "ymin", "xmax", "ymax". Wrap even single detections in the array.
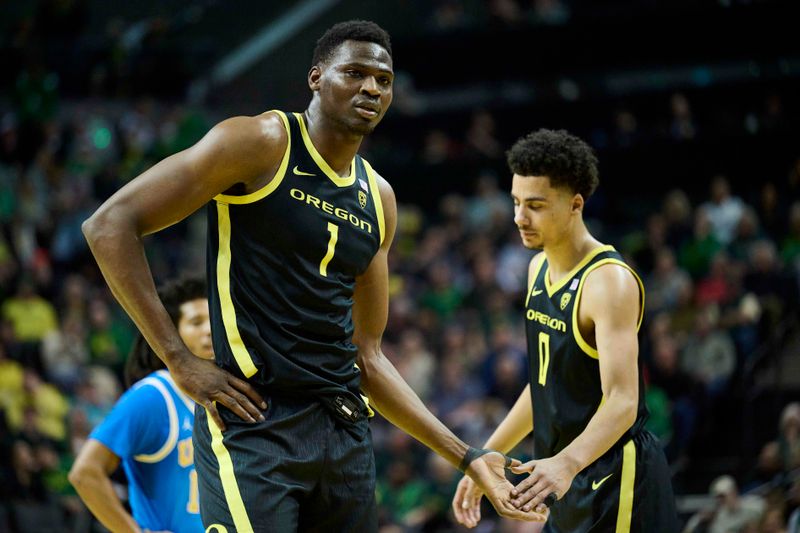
[
  {"xmin": 506, "ymin": 129, "xmax": 600, "ymax": 200},
  {"xmin": 312, "ymin": 20, "xmax": 392, "ymax": 65}
]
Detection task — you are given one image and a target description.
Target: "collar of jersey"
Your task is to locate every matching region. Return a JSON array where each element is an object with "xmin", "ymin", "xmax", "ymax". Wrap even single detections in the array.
[
  {"xmin": 544, "ymin": 244, "xmax": 615, "ymax": 297},
  {"xmin": 295, "ymin": 113, "xmax": 356, "ymax": 187}
]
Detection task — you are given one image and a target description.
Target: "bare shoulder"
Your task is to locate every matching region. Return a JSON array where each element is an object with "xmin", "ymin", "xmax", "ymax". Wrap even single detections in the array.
[
  {"xmin": 527, "ymin": 251, "xmax": 545, "ymax": 276},
  {"xmin": 207, "ymin": 112, "xmax": 287, "ymax": 161},
  {"xmin": 582, "ymin": 262, "xmax": 640, "ymax": 312}
]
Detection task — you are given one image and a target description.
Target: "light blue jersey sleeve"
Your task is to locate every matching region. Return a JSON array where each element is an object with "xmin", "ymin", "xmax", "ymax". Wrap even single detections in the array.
[{"xmin": 90, "ymin": 384, "xmax": 170, "ymax": 458}]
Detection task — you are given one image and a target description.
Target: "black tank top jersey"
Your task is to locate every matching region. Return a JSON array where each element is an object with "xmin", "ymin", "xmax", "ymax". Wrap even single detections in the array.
[
  {"xmin": 206, "ymin": 110, "xmax": 385, "ymax": 404},
  {"xmin": 525, "ymin": 245, "xmax": 648, "ymax": 459}
]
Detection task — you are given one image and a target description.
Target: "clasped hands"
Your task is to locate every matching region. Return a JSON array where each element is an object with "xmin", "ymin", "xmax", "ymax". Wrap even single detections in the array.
[{"xmin": 452, "ymin": 453, "xmax": 577, "ymax": 528}]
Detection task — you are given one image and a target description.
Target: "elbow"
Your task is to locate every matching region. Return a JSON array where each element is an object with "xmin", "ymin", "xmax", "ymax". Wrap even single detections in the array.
[
  {"xmin": 67, "ymin": 463, "xmax": 86, "ymax": 489},
  {"xmin": 82, "ymin": 205, "xmax": 135, "ymax": 248},
  {"xmin": 621, "ymin": 398, "xmax": 638, "ymax": 429}
]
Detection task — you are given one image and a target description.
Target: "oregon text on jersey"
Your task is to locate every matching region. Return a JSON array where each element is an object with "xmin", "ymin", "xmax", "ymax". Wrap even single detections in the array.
[{"xmin": 289, "ymin": 188, "xmax": 374, "ymax": 234}]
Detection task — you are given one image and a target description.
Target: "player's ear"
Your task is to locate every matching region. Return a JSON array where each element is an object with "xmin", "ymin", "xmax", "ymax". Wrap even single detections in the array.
[
  {"xmin": 308, "ymin": 66, "xmax": 322, "ymax": 91},
  {"xmin": 572, "ymin": 193, "xmax": 584, "ymax": 213}
]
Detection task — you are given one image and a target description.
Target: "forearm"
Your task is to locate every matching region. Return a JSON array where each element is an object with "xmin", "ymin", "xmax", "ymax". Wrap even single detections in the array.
[
  {"xmin": 556, "ymin": 392, "xmax": 637, "ymax": 474},
  {"xmin": 82, "ymin": 212, "xmax": 186, "ymax": 366},
  {"xmin": 483, "ymin": 384, "xmax": 533, "ymax": 454},
  {"xmin": 359, "ymin": 349, "xmax": 468, "ymax": 468},
  {"xmin": 71, "ymin": 469, "xmax": 140, "ymax": 533}
]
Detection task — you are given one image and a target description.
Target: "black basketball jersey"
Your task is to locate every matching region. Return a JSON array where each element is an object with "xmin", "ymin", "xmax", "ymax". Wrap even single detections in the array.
[
  {"xmin": 525, "ymin": 245, "xmax": 648, "ymax": 459},
  {"xmin": 206, "ymin": 111, "xmax": 385, "ymax": 406}
]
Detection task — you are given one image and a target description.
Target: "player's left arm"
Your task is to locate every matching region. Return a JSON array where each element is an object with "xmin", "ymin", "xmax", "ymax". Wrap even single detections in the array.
[
  {"xmin": 354, "ymin": 172, "xmax": 544, "ymax": 523},
  {"xmin": 510, "ymin": 263, "xmax": 641, "ymax": 511}
]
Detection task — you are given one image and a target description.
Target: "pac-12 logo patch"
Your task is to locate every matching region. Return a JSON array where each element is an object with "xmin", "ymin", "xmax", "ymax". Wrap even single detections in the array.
[
  {"xmin": 560, "ymin": 293, "xmax": 572, "ymax": 310},
  {"xmin": 358, "ymin": 190, "xmax": 367, "ymax": 209}
]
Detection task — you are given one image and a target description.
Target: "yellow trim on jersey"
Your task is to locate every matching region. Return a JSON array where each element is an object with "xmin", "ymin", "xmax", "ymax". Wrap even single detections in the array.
[
  {"xmin": 354, "ymin": 362, "xmax": 376, "ymax": 417},
  {"xmin": 362, "ymin": 159, "xmax": 385, "ymax": 245},
  {"xmin": 133, "ymin": 378, "xmax": 178, "ymax": 463},
  {"xmin": 295, "ymin": 113, "xmax": 356, "ymax": 187},
  {"xmin": 615, "ymin": 440, "xmax": 637, "ymax": 533},
  {"xmin": 215, "ymin": 110, "xmax": 292, "ymax": 204},
  {"xmin": 525, "ymin": 254, "xmax": 547, "ymax": 308},
  {"xmin": 206, "ymin": 408, "xmax": 254, "ymax": 533},
  {"xmin": 571, "ymin": 258, "xmax": 645, "ymax": 359},
  {"xmin": 544, "ymin": 245, "xmax": 614, "ymax": 297},
  {"xmin": 215, "ymin": 203, "xmax": 258, "ymax": 377}
]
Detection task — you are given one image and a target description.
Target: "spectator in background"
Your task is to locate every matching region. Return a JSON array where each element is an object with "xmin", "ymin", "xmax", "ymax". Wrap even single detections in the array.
[
  {"xmin": 669, "ymin": 92, "xmax": 697, "ymax": 141},
  {"xmin": 681, "ymin": 304, "xmax": 736, "ymax": 400},
  {"xmin": 684, "ymin": 475, "xmax": 765, "ymax": 533},
  {"xmin": 781, "ymin": 202, "xmax": 800, "ymax": 271},
  {"xmin": 645, "ymin": 247, "xmax": 692, "ymax": 318},
  {"xmin": 663, "ymin": 188, "xmax": 694, "ymax": 251},
  {"xmin": 1, "ymin": 276, "xmax": 58, "ymax": 344},
  {"xmin": 680, "ymin": 207, "xmax": 723, "ymax": 279},
  {"xmin": 703, "ymin": 175, "xmax": 745, "ymax": 246}
]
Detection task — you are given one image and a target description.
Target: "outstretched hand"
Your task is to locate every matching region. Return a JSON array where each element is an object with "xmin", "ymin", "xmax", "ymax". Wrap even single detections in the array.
[
  {"xmin": 509, "ymin": 456, "xmax": 577, "ymax": 512},
  {"xmin": 460, "ymin": 452, "xmax": 547, "ymax": 524},
  {"xmin": 169, "ymin": 353, "xmax": 266, "ymax": 431}
]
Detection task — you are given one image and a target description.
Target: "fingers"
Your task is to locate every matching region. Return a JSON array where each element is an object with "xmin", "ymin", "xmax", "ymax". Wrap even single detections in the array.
[
  {"xmin": 510, "ymin": 460, "xmax": 535, "ymax": 474},
  {"xmin": 486, "ymin": 485, "xmax": 547, "ymax": 523},
  {"xmin": 511, "ymin": 467, "xmax": 540, "ymax": 498},
  {"xmin": 217, "ymin": 391, "xmax": 257, "ymax": 423},
  {"xmin": 206, "ymin": 401, "xmax": 226, "ymax": 433},
  {"xmin": 223, "ymin": 384, "xmax": 265, "ymax": 422},
  {"xmin": 452, "ymin": 476, "xmax": 481, "ymax": 528},
  {"xmin": 513, "ymin": 478, "xmax": 556, "ymax": 512},
  {"xmin": 507, "ymin": 457, "xmax": 523, "ymax": 469},
  {"xmin": 228, "ymin": 375, "xmax": 268, "ymax": 410}
]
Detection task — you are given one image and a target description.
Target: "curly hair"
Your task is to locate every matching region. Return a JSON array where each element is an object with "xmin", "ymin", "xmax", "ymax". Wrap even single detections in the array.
[
  {"xmin": 506, "ymin": 129, "xmax": 599, "ymax": 200},
  {"xmin": 312, "ymin": 20, "xmax": 392, "ymax": 65},
  {"xmin": 123, "ymin": 276, "xmax": 207, "ymax": 388}
]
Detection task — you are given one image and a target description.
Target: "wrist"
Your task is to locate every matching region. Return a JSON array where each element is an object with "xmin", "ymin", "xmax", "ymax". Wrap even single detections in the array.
[{"xmin": 555, "ymin": 450, "xmax": 583, "ymax": 477}]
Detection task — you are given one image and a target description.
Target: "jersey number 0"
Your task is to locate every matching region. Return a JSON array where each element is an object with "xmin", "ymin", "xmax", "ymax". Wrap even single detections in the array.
[{"xmin": 538, "ymin": 332, "xmax": 550, "ymax": 386}]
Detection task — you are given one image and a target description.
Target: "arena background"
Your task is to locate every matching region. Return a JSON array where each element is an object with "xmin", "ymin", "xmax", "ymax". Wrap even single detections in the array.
[{"xmin": 1, "ymin": 0, "xmax": 799, "ymax": 531}]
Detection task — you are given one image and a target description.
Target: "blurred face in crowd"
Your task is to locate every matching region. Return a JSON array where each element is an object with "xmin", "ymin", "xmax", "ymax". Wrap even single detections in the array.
[
  {"xmin": 178, "ymin": 299, "xmax": 213, "ymax": 360},
  {"xmin": 511, "ymin": 174, "xmax": 583, "ymax": 250},
  {"xmin": 310, "ymin": 40, "xmax": 393, "ymax": 136}
]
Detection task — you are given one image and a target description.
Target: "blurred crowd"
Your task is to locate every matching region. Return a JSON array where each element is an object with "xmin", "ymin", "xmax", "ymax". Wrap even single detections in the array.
[{"xmin": 2, "ymin": 1, "xmax": 800, "ymax": 533}]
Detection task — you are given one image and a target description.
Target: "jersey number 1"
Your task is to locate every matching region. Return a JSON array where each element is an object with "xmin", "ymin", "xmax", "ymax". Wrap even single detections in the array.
[
  {"xmin": 319, "ymin": 222, "xmax": 339, "ymax": 277},
  {"xmin": 538, "ymin": 332, "xmax": 550, "ymax": 386}
]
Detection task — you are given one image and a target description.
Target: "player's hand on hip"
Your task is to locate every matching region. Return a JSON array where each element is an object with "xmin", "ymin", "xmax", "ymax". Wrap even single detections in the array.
[
  {"xmin": 169, "ymin": 353, "xmax": 266, "ymax": 431},
  {"xmin": 452, "ymin": 474, "xmax": 483, "ymax": 528},
  {"xmin": 466, "ymin": 452, "xmax": 547, "ymax": 523},
  {"xmin": 510, "ymin": 456, "xmax": 577, "ymax": 512}
]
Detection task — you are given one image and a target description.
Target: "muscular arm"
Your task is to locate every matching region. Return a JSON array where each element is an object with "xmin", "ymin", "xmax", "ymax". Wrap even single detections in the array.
[
  {"xmin": 355, "ymin": 173, "xmax": 543, "ymax": 523},
  {"xmin": 510, "ymin": 263, "xmax": 642, "ymax": 511},
  {"xmin": 555, "ymin": 264, "xmax": 641, "ymax": 474},
  {"xmin": 353, "ymin": 176, "xmax": 468, "ymax": 466},
  {"xmin": 68, "ymin": 440, "xmax": 139, "ymax": 533},
  {"xmin": 82, "ymin": 113, "xmax": 285, "ymax": 428}
]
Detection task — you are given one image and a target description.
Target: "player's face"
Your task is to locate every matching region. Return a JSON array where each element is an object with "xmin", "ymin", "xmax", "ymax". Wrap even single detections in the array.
[
  {"xmin": 177, "ymin": 299, "xmax": 214, "ymax": 360},
  {"xmin": 312, "ymin": 40, "xmax": 393, "ymax": 135},
  {"xmin": 511, "ymin": 174, "xmax": 579, "ymax": 249}
]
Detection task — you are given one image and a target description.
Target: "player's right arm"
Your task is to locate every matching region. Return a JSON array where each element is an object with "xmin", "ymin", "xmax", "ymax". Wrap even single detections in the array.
[
  {"xmin": 69, "ymin": 383, "xmax": 172, "ymax": 532},
  {"xmin": 81, "ymin": 113, "xmax": 286, "ymax": 430},
  {"xmin": 453, "ymin": 253, "xmax": 542, "ymax": 528},
  {"xmin": 69, "ymin": 440, "xmax": 140, "ymax": 533}
]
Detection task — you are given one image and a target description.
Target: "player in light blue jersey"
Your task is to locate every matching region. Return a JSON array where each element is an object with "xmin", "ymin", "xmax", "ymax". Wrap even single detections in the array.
[{"xmin": 69, "ymin": 277, "xmax": 210, "ymax": 533}]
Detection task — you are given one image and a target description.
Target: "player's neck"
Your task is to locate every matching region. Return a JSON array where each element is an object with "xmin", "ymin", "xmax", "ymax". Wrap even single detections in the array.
[
  {"xmin": 303, "ymin": 107, "xmax": 363, "ymax": 177},
  {"xmin": 544, "ymin": 228, "xmax": 603, "ymax": 283}
]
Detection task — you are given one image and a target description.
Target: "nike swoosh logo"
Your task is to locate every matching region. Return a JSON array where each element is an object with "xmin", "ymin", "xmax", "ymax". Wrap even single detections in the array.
[
  {"xmin": 531, "ymin": 288, "xmax": 543, "ymax": 297},
  {"xmin": 592, "ymin": 473, "xmax": 613, "ymax": 490},
  {"xmin": 293, "ymin": 166, "xmax": 315, "ymax": 176}
]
